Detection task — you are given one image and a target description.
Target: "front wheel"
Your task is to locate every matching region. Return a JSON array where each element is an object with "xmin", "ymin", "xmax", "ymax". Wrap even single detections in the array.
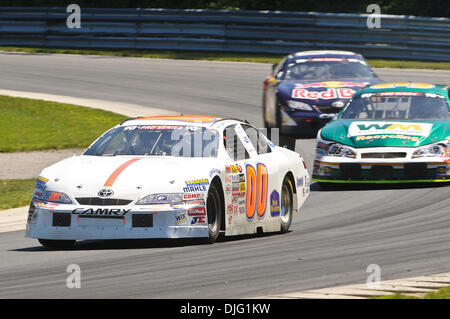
[
  {"xmin": 204, "ymin": 183, "xmax": 222, "ymax": 244},
  {"xmin": 280, "ymin": 176, "xmax": 295, "ymax": 233},
  {"xmin": 38, "ymin": 239, "xmax": 76, "ymax": 249}
]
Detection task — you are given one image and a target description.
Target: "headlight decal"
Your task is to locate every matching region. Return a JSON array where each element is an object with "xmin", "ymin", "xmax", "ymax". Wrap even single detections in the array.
[
  {"xmin": 287, "ymin": 100, "xmax": 313, "ymax": 111},
  {"xmin": 327, "ymin": 143, "xmax": 356, "ymax": 158},
  {"xmin": 136, "ymin": 193, "xmax": 184, "ymax": 205},
  {"xmin": 412, "ymin": 143, "xmax": 447, "ymax": 158}
]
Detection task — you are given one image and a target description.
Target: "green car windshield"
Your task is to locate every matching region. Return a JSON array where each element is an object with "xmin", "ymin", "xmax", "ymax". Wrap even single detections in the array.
[{"xmin": 341, "ymin": 92, "xmax": 450, "ymax": 120}]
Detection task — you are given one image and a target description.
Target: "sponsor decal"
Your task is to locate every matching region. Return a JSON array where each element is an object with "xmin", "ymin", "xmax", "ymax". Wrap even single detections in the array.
[
  {"xmin": 239, "ymin": 182, "xmax": 246, "ymax": 192},
  {"xmin": 238, "ymin": 174, "xmax": 246, "ymax": 183},
  {"xmin": 185, "ymin": 178, "xmax": 209, "ymax": 186},
  {"xmin": 72, "ymin": 208, "xmax": 130, "ymax": 217},
  {"xmin": 191, "ymin": 216, "xmax": 206, "ymax": 225},
  {"xmin": 230, "ymin": 165, "xmax": 238, "ymax": 174},
  {"xmin": 183, "ymin": 193, "xmax": 203, "ymax": 200},
  {"xmin": 183, "ymin": 178, "xmax": 209, "ymax": 192},
  {"xmin": 209, "ymin": 168, "xmax": 221, "ymax": 177},
  {"xmin": 138, "ymin": 125, "xmax": 181, "ymax": 130},
  {"xmin": 297, "ymin": 177, "xmax": 304, "ymax": 187},
  {"xmin": 370, "ymin": 82, "xmax": 435, "ymax": 89},
  {"xmin": 355, "ymin": 134, "xmax": 420, "ymax": 142},
  {"xmin": 225, "ymin": 184, "xmax": 232, "ymax": 194},
  {"xmin": 295, "ymin": 81, "xmax": 368, "ymax": 89},
  {"xmin": 176, "ymin": 213, "xmax": 187, "ymax": 224},
  {"xmin": 270, "ymin": 191, "xmax": 280, "ymax": 217},
  {"xmin": 348, "ymin": 121, "xmax": 433, "ymax": 138},
  {"xmin": 33, "ymin": 191, "xmax": 44, "ymax": 201},
  {"xmin": 225, "ymin": 165, "xmax": 232, "ymax": 173},
  {"xmin": 37, "ymin": 176, "xmax": 48, "ymax": 183},
  {"xmin": 38, "ymin": 202, "xmax": 59, "ymax": 209},
  {"xmin": 227, "ymin": 204, "xmax": 233, "ymax": 215},
  {"xmin": 376, "ymin": 92, "xmax": 421, "ymax": 97},
  {"xmin": 236, "ymin": 164, "xmax": 243, "ymax": 173},
  {"xmin": 188, "ymin": 206, "xmax": 206, "ymax": 217},
  {"xmin": 170, "ymin": 203, "xmax": 185, "ymax": 210},
  {"xmin": 292, "ymin": 88, "xmax": 355, "ymax": 100},
  {"xmin": 35, "ymin": 176, "xmax": 48, "ymax": 191}
]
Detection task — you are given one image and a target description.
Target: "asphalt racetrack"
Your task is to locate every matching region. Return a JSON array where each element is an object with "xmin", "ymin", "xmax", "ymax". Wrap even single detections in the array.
[{"xmin": 0, "ymin": 52, "xmax": 450, "ymax": 298}]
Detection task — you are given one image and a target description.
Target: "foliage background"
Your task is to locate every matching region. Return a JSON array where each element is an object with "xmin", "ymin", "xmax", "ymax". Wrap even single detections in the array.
[{"xmin": 1, "ymin": 0, "xmax": 448, "ymax": 18}]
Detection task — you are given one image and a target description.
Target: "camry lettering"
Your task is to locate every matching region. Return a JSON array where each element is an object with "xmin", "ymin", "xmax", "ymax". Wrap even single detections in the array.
[{"xmin": 72, "ymin": 208, "xmax": 131, "ymax": 216}]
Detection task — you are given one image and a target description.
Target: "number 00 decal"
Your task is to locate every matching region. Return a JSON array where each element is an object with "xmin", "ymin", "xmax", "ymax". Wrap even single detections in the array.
[{"xmin": 246, "ymin": 163, "xmax": 268, "ymax": 221}]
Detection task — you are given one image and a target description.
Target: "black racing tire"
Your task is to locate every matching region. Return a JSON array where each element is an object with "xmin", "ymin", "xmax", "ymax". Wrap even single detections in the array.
[
  {"xmin": 280, "ymin": 176, "xmax": 295, "ymax": 234},
  {"xmin": 204, "ymin": 182, "xmax": 223, "ymax": 244},
  {"xmin": 38, "ymin": 239, "xmax": 76, "ymax": 249}
]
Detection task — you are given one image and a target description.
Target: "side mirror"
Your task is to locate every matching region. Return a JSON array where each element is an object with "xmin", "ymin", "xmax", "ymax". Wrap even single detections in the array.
[{"xmin": 272, "ymin": 63, "xmax": 277, "ymax": 73}]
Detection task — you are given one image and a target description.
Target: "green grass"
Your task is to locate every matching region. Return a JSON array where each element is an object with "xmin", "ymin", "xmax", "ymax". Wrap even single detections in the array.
[
  {"xmin": 372, "ymin": 286, "xmax": 450, "ymax": 299},
  {"xmin": 2, "ymin": 46, "xmax": 450, "ymax": 70},
  {"xmin": 424, "ymin": 286, "xmax": 450, "ymax": 299},
  {"xmin": 0, "ymin": 95, "xmax": 127, "ymax": 152},
  {"xmin": 373, "ymin": 292, "xmax": 419, "ymax": 299},
  {"xmin": 0, "ymin": 179, "xmax": 35, "ymax": 210}
]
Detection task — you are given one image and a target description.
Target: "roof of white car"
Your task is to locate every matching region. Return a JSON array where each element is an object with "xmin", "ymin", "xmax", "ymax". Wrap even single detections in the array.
[{"xmin": 119, "ymin": 115, "xmax": 244, "ymax": 128}]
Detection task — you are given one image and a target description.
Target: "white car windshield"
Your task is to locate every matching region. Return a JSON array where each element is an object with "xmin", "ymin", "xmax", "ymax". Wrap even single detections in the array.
[
  {"xmin": 341, "ymin": 93, "xmax": 450, "ymax": 120},
  {"xmin": 84, "ymin": 125, "xmax": 219, "ymax": 157}
]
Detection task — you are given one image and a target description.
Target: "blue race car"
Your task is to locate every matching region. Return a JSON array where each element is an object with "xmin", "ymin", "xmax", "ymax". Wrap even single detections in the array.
[{"xmin": 263, "ymin": 50, "xmax": 381, "ymax": 136}]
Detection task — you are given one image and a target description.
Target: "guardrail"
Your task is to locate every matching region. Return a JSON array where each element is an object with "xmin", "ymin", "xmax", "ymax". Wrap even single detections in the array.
[{"xmin": 0, "ymin": 7, "xmax": 449, "ymax": 61}]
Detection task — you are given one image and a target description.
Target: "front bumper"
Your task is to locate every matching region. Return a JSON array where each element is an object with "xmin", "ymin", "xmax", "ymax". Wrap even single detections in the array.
[
  {"xmin": 312, "ymin": 158, "xmax": 450, "ymax": 183},
  {"xmin": 26, "ymin": 205, "xmax": 209, "ymax": 240}
]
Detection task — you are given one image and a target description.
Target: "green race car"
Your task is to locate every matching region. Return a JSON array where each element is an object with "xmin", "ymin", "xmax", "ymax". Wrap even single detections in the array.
[{"xmin": 312, "ymin": 82, "xmax": 450, "ymax": 184}]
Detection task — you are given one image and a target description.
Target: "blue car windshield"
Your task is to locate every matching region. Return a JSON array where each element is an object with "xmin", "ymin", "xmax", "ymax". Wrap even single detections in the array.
[
  {"xmin": 284, "ymin": 60, "xmax": 375, "ymax": 81},
  {"xmin": 84, "ymin": 125, "xmax": 219, "ymax": 157},
  {"xmin": 341, "ymin": 93, "xmax": 450, "ymax": 120}
]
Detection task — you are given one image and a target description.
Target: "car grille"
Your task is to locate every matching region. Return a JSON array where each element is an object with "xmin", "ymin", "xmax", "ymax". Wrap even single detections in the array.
[
  {"xmin": 361, "ymin": 152, "xmax": 407, "ymax": 159},
  {"xmin": 75, "ymin": 198, "xmax": 133, "ymax": 206},
  {"xmin": 316, "ymin": 105, "xmax": 341, "ymax": 114}
]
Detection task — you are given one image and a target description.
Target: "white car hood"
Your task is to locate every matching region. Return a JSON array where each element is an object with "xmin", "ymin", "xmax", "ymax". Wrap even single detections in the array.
[{"xmin": 39, "ymin": 155, "xmax": 221, "ymax": 200}]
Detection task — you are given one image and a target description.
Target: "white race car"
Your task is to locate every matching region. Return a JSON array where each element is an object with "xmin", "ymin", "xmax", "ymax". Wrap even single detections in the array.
[{"xmin": 26, "ymin": 115, "xmax": 310, "ymax": 248}]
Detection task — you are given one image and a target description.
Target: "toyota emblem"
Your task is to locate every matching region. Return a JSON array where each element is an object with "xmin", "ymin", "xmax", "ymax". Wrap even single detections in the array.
[{"xmin": 98, "ymin": 188, "xmax": 114, "ymax": 198}]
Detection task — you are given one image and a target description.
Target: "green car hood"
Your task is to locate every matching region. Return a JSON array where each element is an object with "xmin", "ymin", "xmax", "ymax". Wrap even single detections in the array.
[{"xmin": 321, "ymin": 119, "xmax": 450, "ymax": 148}]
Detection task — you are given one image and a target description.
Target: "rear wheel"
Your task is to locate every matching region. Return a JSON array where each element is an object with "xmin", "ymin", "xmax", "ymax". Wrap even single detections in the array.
[
  {"xmin": 204, "ymin": 182, "xmax": 222, "ymax": 244},
  {"xmin": 280, "ymin": 176, "xmax": 295, "ymax": 233},
  {"xmin": 38, "ymin": 239, "xmax": 76, "ymax": 249}
]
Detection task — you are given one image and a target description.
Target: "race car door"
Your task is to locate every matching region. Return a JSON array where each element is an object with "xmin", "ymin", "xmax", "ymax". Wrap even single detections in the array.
[{"xmin": 223, "ymin": 123, "xmax": 280, "ymax": 236}]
